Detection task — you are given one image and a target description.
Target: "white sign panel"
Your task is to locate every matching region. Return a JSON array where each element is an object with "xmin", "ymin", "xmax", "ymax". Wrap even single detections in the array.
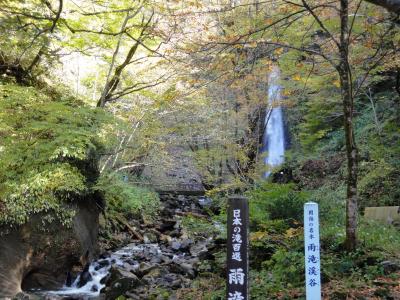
[{"xmin": 304, "ymin": 202, "xmax": 321, "ymax": 300}]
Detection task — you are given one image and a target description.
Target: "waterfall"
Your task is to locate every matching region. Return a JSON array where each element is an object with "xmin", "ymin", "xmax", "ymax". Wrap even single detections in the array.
[{"xmin": 262, "ymin": 66, "xmax": 285, "ymax": 177}]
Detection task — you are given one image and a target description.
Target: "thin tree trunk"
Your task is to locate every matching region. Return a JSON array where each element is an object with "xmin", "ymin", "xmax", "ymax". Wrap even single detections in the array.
[
  {"xmin": 339, "ymin": 0, "xmax": 358, "ymax": 252},
  {"xmin": 97, "ymin": 13, "xmax": 131, "ymax": 108}
]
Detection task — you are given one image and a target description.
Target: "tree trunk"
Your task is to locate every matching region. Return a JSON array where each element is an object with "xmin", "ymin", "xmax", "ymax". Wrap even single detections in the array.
[{"xmin": 339, "ymin": 0, "xmax": 358, "ymax": 252}]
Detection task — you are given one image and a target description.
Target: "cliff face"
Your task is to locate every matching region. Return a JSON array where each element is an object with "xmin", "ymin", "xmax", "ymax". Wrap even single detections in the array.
[
  {"xmin": 143, "ymin": 145, "xmax": 204, "ymax": 193},
  {"xmin": 0, "ymin": 200, "xmax": 100, "ymax": 298}
]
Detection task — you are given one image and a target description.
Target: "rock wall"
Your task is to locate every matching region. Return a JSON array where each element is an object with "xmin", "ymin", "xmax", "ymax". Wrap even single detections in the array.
[{"xmin": 0, "ymin": 200, "xmax": 100, "ymax": 298}]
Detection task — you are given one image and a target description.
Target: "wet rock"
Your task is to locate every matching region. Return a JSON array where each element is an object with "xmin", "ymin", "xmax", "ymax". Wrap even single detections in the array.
[
  {"xmin": 100, "ymin": 273, "xmax": 111, "ymax": 285},
  {"xmin": 99, "ymin": 251, "xmax": 111, "ymax": 259},
  {"xmin": 125, "ymin": 258, "xmax": 138, "ymax": 265},
  {"xmin": 95, "ymin": 259, "xmax": 110, "ymax": 271},
  {"xmin": 91, "ymin": 284, "xmax": 99, "ymax": 292},
  {"xmin": 65, "ymin": 271, "xmax": 74, "ymax": 287},
  {"xmin": 77, "ymin": 263, "xmax": 92, "ymax": 288}
]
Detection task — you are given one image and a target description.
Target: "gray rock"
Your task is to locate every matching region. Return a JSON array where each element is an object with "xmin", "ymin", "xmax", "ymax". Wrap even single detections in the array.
[
  {"xmin": 106, "ymin": 265, "xmax": 140, "ymax": 285},
  {"xmin": 102, "ymin": 266, "xmax": 141, "ymax": 299},
  {"xmin": 160, "ymin": 255, "xmax": 172, "ymax": 264},
  {"xmin": 198, "ymin": 196, "xmax": 213, "ymax": 207},
  {"xmin": 123, "ymin": 262, "xmax": 137, "ymax": 272},
  {"xmin": 190, "ymin": 240, "xmax": 209, "ymax": 258},
  {"xmin": 180, "ymin": 238, "xmax": 193, "ymax": 250},
  {"xmin": 381, "ymin": 260, "xmax": 400, "ymax": 274},
  {"xmin": 13, "ymin": 292, "xmax": 41, "ymax": 300},
  {"xmin": 106, "ymin": 277, "xmax": 140, "ymax": 299},
  {"xmin": 141, "ymin": 266, "xmax": 168, "ymax": 284},
  {"xmin": 171, "ymin": 241, "xmax": 182, "ymax": 250},
  {"xmin": 95, "ymin": 259, "xmax": 110, "ymax": 271},
  {"xmin": 158, "ymin": 219, "xmax": 177, "ymax": 232},
  {"xmin": 135, "ymin": 262, "xmax": 159, "ymax": 277},
  {"xmin": 169, "ymin": 262, "xmax": 195, "ymax": 278},
  {"xmin": 143, "ymin": 232, "xmax": 158, "ymax": 244},
  {"xmin": 77, "ymin": 263, "xmax": 92, "ymax": 288}
]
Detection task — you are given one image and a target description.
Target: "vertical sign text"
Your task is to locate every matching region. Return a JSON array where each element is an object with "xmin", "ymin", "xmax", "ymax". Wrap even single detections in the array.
[
  {"xmin": 227, "ymin": 196, "xmax": 249, "ymax": 300},
  {"xmin": 304, "ymin": 202, "xmax": 321, "ymax": 300}
]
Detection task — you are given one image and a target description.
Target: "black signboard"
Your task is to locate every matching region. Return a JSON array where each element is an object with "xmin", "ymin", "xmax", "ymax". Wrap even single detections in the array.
[{"xmin": 226, "ymin": 196, "xmax": 249, "ymax": 300}]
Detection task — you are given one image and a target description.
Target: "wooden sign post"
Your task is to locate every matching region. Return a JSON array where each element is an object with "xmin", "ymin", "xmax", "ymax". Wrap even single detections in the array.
[
  {"xmin": 227, "ymin": 196, "xmax": 249, "ymax": 300},
  {"xmin": 304, "ymin": 202, "xmax": 321, "ymax": 300}
]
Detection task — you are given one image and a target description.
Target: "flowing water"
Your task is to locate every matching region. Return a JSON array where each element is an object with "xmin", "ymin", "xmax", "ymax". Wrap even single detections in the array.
[
  {"xmin": 262, "ymin": 66, "xmax": 285, "ymax": 177},
  {"xmin": 30, "ymin": 195, "xmax": 213, "ymax": 299},
  {"xmin": 33, "ymin": 244, "xmax": 162, "ymax": 299},
  {"xmin": 27, "ymin": 69, "xmax": 286, "ymax": 299}
]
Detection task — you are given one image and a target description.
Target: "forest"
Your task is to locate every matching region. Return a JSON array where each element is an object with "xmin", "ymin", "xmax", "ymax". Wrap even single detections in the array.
[{"xmin": 0, "ymin": 0, "xmax": 399, "ymax": 299}]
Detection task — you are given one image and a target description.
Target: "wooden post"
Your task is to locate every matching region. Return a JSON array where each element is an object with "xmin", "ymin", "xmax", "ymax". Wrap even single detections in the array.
[{"xmin": 227, "ymin": 196, "xmax": 249, "ymax": 300}]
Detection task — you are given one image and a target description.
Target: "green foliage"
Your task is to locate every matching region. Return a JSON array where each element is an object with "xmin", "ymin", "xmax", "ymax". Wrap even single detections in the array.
[
  {"xmin": 264, "ymin": 247, "xmax": 305, "ymax": 288},
  {"xmin": 181, "ymin": 215, "xmax": 222, "ymax": 241},
  {"xmin": 95, "ymin": 173, "xmax": 160, "ymax": 220},
  {"xmin": 248, "ymin": 182, "xmax": 308, "ymax": 229},
  {"xmin": 0, "ymin": 83, "xmax": 115, "ymax": 226}
]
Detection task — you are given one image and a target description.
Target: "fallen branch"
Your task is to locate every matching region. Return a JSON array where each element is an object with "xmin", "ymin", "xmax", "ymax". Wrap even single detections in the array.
[{"xmin": 115, "ymin": 214, "xmax": 144, "ymax": 241}]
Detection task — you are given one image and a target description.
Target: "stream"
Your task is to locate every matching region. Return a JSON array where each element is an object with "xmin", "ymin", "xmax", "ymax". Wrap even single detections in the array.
[
  {"xmin": 31, "ymin": 194, "xmax": 218, "ymax": 300},
  {"xmin": 29, "ymin": 66, "xmax": 284, "ymax": 300}
]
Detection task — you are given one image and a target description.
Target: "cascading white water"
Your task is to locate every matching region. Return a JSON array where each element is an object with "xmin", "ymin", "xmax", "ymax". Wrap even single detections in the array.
[
  {"xmin": 36, "ymin": 243, "xmax": 162, "ymax": 299},
  {"xmin": 263, "ymin": 66, "xmax": 285, "ymax": 177}
]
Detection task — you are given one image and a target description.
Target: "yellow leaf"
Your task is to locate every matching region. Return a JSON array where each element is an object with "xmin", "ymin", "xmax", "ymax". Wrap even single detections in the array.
[
  {"xmin": 285, "ymin": 228, "xmax": 300, "ymax": 238},
  {"xmin": 250, "ymin": 231, "xmax": 268, "ymax": 241},
  {"xmin": 274, "ymin": 48, "xmax": 283, "ymax": 55},
  {"xmin": 293, "ymin": 74, "xmax": 301, "ymax": 81},
  {"xmin": 333, "ymin": 80, "xmax": 341, "ymax": 87}
]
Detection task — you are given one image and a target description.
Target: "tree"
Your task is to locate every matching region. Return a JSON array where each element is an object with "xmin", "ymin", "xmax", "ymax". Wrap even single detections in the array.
[{"xmin": 199, "ymin": 0, "xmax": 398, "ymax": 251}]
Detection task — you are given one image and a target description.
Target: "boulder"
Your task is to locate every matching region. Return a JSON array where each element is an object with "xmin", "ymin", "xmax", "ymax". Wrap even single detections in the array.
[
  {"xmin": 103, "ymin": 266, "xmax": 141, "ymax": 300},
  {"xmin": 76, "ymin": 263, "xmax": 93, "ymax": 288},
  {"xmin": 381, "ymin": 260, "xmax": 400, "ymax": 274},
  {"xmin": 134, "ymin": 262, "xmax": 160, "ymax": 278},
  {"xmin": 0, "ymin": 200, "xmax": 101, "ymax": 298}
]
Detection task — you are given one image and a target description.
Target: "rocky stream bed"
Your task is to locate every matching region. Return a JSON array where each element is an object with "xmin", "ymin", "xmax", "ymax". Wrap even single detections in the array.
[{"xmin": 20, "ymin": 193, "xmax": 222, "ymax": 300}]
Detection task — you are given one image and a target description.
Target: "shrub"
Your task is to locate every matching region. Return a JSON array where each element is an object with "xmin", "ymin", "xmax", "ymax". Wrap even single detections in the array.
[
  {"xmin": 95, "ymin": 173, "xmax": 160, "ymax": 220},
  {"xmin": 248, "ymin": 182, "xmax": 308, "ymax": 229},
  {"xmin": 0, "ymin": 83, "xmax": 116, "ymax": 226}
]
